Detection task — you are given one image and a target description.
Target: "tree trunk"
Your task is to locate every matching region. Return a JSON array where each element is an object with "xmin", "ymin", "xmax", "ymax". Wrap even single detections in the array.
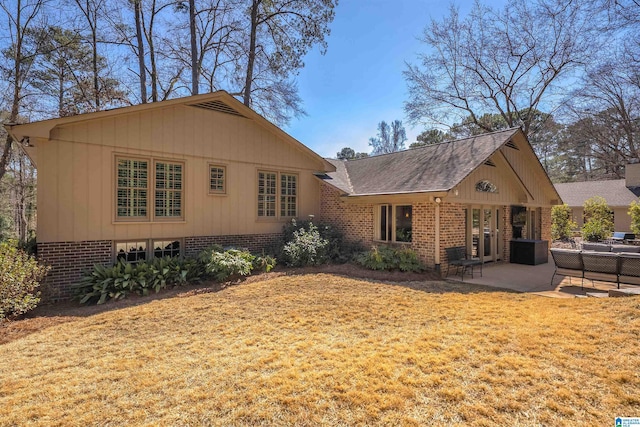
[
  {"xmin": 87, "ymin": 0, "xmax": 100, "ymax": 110},
  {"xmin": 134, "ymin": 0, "xmax": 147, "ymax": 102},
  {"xmin": 148, "ymin": 0, "xmax": 158, "ymax": 102},
  {"xmin": 243, "ymin": 0, "xmax": 259, "ymax": 106},
  {"xmin": 189, "ymin": 0, "xmax": 198, "ymax": 95}
]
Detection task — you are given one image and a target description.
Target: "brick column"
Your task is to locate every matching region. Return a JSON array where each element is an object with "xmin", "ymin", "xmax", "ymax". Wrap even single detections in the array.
[{"xmin": 502, "ymin": 206, "xmax": 513, "ymax": 262}]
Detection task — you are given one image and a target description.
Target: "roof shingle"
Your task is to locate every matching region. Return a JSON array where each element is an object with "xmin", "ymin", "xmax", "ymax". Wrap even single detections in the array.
[
  {"xmin": 554, "ymin": 180, "xmax": 639, "ymax": 207},
  {"xmin": 322, "ymin": 128, "xmax": 520, "ymax": 196}
]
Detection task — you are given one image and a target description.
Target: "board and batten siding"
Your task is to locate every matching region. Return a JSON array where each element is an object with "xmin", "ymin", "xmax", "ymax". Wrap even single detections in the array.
[
  {"xmin": 37, "ymin": 104, "xmax": 325, "ymax": 243},
  {"xmin": 448, "ymin": 163, "xmax": 522, "ymax": 204}
]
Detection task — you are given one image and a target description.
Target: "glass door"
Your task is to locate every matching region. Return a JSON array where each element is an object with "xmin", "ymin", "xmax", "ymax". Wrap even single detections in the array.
[{"xmin": 468, "ymin": 206, "xmax": 501, "ymax": 263}]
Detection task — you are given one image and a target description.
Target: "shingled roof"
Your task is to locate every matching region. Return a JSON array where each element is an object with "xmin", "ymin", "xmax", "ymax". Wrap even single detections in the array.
[
  {"xmin": 554, "ymin": 180, "xmax": 639, "ymax": 208},
  {"xmin": 321, "ymin": 128, "xmax": 521, "ymax": 196}
]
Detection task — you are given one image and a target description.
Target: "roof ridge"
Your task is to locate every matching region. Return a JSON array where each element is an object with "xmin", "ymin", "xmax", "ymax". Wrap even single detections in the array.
[{"xmin": 345, "ymin": 127, "xmax": 521, "ymax": 162}]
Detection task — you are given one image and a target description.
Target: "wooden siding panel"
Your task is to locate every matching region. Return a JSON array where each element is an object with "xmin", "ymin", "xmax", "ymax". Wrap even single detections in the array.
[
  {"xmin": 39, "ymin": 105, "xmax": 325, "ymax": 242},
  {"xmin": 453, "ymin": 164, "xmax": 519, "ymax": 204}
]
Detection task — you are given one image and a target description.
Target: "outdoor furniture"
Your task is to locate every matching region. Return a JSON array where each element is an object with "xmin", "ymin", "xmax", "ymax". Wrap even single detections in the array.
[
  {"xmin": 550, "ymin": 248, "xmax": 584, "ymax": 287},
  {"xmin": 445, "ymin": 246, "xmax": 483, "ymax": 280},
  {"xmin": 581, "ymin": 242, "xmax": 640, "ymax": 253},
  {"xmin": 610, "ymin": 232, "xmax": 635, "ymax": 243},
  {"xmin": 550, "ymin": 248, "xmax": 640, "ymax": 289},
  {"xmin": 510, "ymin": 239, "xmax": 549, "ymax": 265}
]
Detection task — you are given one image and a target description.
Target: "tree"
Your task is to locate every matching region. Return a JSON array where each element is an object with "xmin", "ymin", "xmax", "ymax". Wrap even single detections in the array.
[
  {"xmin": 369, "ymin": 120, "xmax": 407, "ymax": 155},
  {"xmin": 551, "ymin": 204, "xmax": 577, "ymax": 240},
  {"xmin": 236, "ymin": 0, "xmax": 337, "ymax": 125},
  {"xmin": 582, "ymin": 196, "xmax": 614, "ymax": 242},
  {"xmin": 409, "ymin": 128, "xmax": 446, "ymax": 148},
  {"xmin": 336, "ymin": 147, "xmax": 368, "ymax": 160},
  {"xmin": 0, "ymin": 0, "xmax": 48, "ymax": 182},
  {"xmin": 30, "ymin": 26, "xmax": 95, "ymax": 117},
  {"xmin": 629, "ymin": 200, "xmax": 640, "ymax": 235},
  {"xmin": 404, "ymin": 0, "xmax": 600, "ymax": 136}
]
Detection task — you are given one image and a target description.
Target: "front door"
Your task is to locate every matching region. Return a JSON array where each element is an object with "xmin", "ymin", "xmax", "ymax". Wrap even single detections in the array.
[{"xmin": 469, "ymin": 206, "xmax": 501, "ymax": 263}]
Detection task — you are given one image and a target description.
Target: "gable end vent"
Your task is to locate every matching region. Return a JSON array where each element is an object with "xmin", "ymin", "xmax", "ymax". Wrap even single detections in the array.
[
  {"xmin": 484, "ymin": 159, "xmax": 496, "ymax": 167},
  {"xmin": 505, "ymin": 140, "xmax": 519, "ymax": 150},
  {"xmin": 189, "ymin": 100, "xmax": 245, "ymax": 117}
]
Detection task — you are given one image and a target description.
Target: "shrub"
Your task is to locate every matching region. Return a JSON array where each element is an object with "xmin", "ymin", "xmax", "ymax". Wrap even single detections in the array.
[
  {"xmin": 629, "ymin": 201, "xmax": 640, "ymax": 235},
  {"xmin": 203, "ymin": 249, "xmax": 255, "ymax": 281},
  {"xmin": 582, "ymin": 196, "xmax": 613, "ymax": 242},
  {"xmin": 551, "ymin": 204, "xmax": 577, "ymax": 240},
  {"xmin": 74, "ymin": 256, "xmax": 203, "ymax": 305},
  {"xmin": 253, "ymin": 254, "xmax": 277, "ymax": 273},
  {"xmin": 0, "ymin": 242, "xmax": 50, "ymax": 319},
  {"xmin": 355, "ymin": 245, "xmax": 424, "ymax": 272},
  {"xmin": 280, "ymin": 219, "xmax": 359, "ymax": 264},
  {"xmin": 282, "ymin": 222, "xmax": 329, "ymax": 267}
]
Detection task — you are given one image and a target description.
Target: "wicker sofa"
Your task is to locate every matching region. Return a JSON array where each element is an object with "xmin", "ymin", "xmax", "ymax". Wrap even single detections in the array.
[{"xmin": 550, "ymin": 248, "xmax": 640, "ymax": 288}]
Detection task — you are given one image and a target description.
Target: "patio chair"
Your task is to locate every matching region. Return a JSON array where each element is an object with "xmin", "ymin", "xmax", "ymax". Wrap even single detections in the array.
[{"xmin": 445, "ymin": 246, "xmax": 483, "ymax": 281}]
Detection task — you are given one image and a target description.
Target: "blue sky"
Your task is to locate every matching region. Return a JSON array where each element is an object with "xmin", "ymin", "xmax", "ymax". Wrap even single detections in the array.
[{"xmin": 285, "ymin": 0, "xmax": 480, "ymax": 158}]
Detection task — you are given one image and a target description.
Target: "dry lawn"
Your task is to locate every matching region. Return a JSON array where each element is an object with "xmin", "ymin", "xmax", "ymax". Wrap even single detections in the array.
[{"xmin": 1, "ymin": 274, "xmax": 639, "ymax": 426}]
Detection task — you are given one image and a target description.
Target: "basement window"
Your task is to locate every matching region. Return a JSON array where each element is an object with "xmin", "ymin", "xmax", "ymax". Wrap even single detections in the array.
[{"xmin": 115, "ymin": 241, "xmax": 147, "ymax": 264}]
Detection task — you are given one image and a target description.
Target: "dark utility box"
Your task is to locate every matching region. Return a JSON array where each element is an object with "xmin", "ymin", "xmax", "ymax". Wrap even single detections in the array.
[{"xmin": 510, "ymin": 239, "xmax": 549, "ymax": 265}]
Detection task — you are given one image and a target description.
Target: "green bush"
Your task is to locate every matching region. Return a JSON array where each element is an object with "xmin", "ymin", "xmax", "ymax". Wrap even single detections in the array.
[
  {"xmin": 0, "ymin": 242, "xmax": 50, "ymax": 319},
  {"xmin": 202, "ymin": 248, "xmax": 255, "ymax": 281},
  {"xmin": 629, "ymin": 201, "xmax": 640, "ymax": 235},
  {"xmin": 582, "ymin": 196, "xmax": 614, "ymax": 242},
  {"xmin": 355, "ymin": 245, "xmax": 424, "ymax": 272},
  {"xmin": 282, "ymin": 222, "xmax": 329, "ymax": 267},
  {"xmin": 551, "ymin": 204, "xmax": 577, "ymax": 240},
  {"xmin": 280, "ymin": 219, "xmax": 361, "ymax": 264},
  {"xmin": 253, "ymin": 254, "xmax": 277, "ymax": 273},
  {"xmin": 73, "ymin": 256, "xmax": 203, "ymax": 305}
]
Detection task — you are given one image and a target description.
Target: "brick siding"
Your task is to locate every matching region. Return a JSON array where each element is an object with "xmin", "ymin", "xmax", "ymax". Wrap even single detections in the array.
[
  {"xmin": 319, "ymin": 184, "xmax": 374, "ymax": 247},
  {"xmin": 38, "ymin": 233, "xmax": 282, "ymax": 301},
  {"xmin": 184, "ymin": 233, "xmax": 281, "ymax": 257},
  {"xmin": 38, "ymin": 240, "xmax": 112, "ymax": 301}
]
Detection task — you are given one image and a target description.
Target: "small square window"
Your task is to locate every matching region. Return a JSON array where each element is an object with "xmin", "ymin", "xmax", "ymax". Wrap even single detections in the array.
[
  {"xmin": 153, "ymin": 240, "xmax": 181, "ymax": 258},
  {"xmin": 115, "ymin": 241, "xmax": 147, "ymax": 264},
  {"xmin": 209, "ymin": 165, "xmax": 226, "ymax": 194}
]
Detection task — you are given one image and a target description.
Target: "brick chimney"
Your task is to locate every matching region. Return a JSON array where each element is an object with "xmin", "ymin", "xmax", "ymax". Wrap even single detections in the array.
[{"xmin": 625, "ymin": 163, "xmax": 640, "ymax": 189}]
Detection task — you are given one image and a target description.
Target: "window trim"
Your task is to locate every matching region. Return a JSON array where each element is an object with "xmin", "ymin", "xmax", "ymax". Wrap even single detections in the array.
[
  {"xmin": 256, "ymin": 169, "xmax": 299, "ymax": 221},
  {"xmin": 113, "ymin": 154, "xmax": 186, "ymax": 223},
  {"xmin": 153, "ymin": 159, "xmax": 185, "ymax": 221},
  {"xmin": 115, "ymin": 155, "xmax": 150, "ymax": 222},
  {"xmin": 374, "ymin": 203, "xmax": 413, "ymax": 244},
  {"xmin": 208, "ymin": 163, "xmax": 227, "ymax": 195},
  {"xmin": 114, "ymin": 238, "xmax": 184, "ymax": 264}
]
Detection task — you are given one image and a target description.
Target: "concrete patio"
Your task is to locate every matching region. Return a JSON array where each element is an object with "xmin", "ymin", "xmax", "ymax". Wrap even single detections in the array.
[{"xmin": 447, "ymin": 260, "xmax": 640, "ymax": 298}]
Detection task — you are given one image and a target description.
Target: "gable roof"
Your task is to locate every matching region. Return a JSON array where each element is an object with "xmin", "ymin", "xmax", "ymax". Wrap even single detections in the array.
[
  {"xmin": 4, "ymin": 91, "xmax": 334, "ymax": 172},
  {"xmin": 321, "ymin": 128, "xmax": 524, "ymax": 196},
  {"xmin": 554, "ymin": 180, "xmax": 639, "ymax": 208}
]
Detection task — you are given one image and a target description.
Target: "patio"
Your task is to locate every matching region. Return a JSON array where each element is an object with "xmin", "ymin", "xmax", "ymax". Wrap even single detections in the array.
[{"xmin": 447, "ymin": 260, "xmax": 640, "ymax": 298}]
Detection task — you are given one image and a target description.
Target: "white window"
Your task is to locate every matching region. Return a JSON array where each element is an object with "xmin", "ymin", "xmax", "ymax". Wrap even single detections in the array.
[
  {"xmin": 115, "ymin": 157, "xmax": 184, "ymax": 221},
  {"xmin": 155, "ymin": 161, "xmax": 183, "ymax": 218},
  {"xmin": 115, "ymin": 239, "xmax": 182, "ymax": 264},
  {"xmin": 209, "ymin": 165, "xmax": 226, "ymax": 194},
  {"xmin": 377, "ymin": 204, "xmax": 412, "ymax": 243},
  {"xmin": 116, "ymin": 158, "xmax": 149, "ymax": 219},
  {"xmin": 258, "ymin": 171, "xmax": 297, "ymax": 219}
]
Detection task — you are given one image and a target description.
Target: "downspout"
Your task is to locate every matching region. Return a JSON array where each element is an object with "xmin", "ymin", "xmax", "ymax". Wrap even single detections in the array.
[{"xmin": 434, "ymin": 197, "xmax": 441, "ymax": 272}]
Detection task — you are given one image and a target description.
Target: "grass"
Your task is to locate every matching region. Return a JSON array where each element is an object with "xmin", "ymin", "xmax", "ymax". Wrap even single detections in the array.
[{"xmin": 1, "ymin": 274, "xmax": 639, "ymax": 426}]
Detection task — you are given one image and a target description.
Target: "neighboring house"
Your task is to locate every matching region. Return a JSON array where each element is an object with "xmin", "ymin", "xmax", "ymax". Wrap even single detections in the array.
[
  {"xmin": 5, "ymin": 92, "xmax": 561, "ymax": 298},
  {"xmin": 554, "ymin": 165, "xmax": 640, "ymax": 232}
]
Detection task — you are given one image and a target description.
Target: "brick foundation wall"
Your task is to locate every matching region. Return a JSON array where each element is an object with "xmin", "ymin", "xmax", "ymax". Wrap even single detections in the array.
[
  {"xmin": 411, "ymin": 202, "xmax": 436, "ymax": 268},
  {"xmin": 38, "ymin": 240, "xmax": 112, "ymax": 301},
  {"xmin": 38, "ymin": 233, "xmax": 282, "ymax": 301},
  {"xmin": 319, "ymin": 184, "xmax": 374, "ymax": 247},
  {"xmin": 184, "ymin": 233, "xmax": 282, "ymax": 257}
]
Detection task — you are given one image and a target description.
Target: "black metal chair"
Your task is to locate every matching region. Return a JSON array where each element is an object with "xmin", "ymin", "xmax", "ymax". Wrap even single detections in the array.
[{"xmin": 445, "ymin": 246, "xmax": 482, "ymax": 281}]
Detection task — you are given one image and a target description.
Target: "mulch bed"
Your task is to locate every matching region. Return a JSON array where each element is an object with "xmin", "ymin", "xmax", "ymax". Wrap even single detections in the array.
[{"xmin": 0, "ymin": 263, "xmax": 442, "ymax": 345}]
